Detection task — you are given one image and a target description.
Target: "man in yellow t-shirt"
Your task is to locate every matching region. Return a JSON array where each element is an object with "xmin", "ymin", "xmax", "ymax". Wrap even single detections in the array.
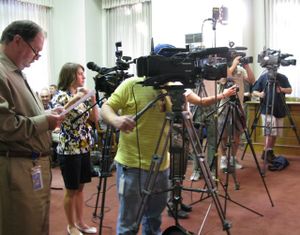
[{"xmin": 101, "ymin": 76, "xmax": 172, "ymax": 234}]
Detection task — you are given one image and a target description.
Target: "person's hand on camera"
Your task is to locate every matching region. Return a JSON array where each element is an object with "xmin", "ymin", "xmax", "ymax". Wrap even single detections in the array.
[
  {"xmin": 232, "ymin": 56, "xmax": 241, "ymax": 67},
  {"xmin": 223, "ymin": 84, "xmax": 238, "ymax": 98},
  {"xmin": 227, "ymin": 56, "xmax": 242, "ymax": 77}
]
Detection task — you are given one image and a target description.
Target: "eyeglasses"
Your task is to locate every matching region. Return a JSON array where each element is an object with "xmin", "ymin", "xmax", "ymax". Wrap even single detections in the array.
[{"xmin": 22, "ymin": 37, "xmax": 41, "ymax": 59}]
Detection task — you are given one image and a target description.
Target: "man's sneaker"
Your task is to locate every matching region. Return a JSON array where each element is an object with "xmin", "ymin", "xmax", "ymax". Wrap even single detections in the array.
[
  {"xmin": 190, "ymin": 170, "xmax": 201, "ymax": 181},
  {"xmin": 220, "ymin": 156, "xmax": 227, "ymax": 170},
  {"xmin": 230, "ymin": 156, "xmax": 243, "ymax": 169}
]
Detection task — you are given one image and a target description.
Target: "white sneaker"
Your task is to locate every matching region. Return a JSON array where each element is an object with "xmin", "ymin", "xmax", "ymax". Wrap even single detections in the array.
[
  {"xmin": 75, "ymin": 223, "xmax": 97, "ymax": 234},
  {"xmin": 67, "ymin": 225, "xmax": 83, "ymax": 235},
  {"xmin": 230, "ymin": 156, "xmax": 243, "ymax": 169},
  {"xmin": 190, "ymin": 170, "xmax": 201, "ymax": 181},
  {"xmin": 220, "ymin": 156, "xmax": 227, "ymax": 169}
]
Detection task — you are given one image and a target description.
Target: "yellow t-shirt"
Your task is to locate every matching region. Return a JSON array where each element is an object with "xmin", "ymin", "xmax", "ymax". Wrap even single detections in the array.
[{"xmin": 106, "ymin": 77, "xmax": 172, "ymax": 170}]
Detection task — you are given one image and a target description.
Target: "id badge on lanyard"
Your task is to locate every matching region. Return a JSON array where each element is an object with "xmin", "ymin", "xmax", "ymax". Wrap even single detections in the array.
[{"xmin": 31, "ymin": 153, "xmax": 44, "ymax": 191}]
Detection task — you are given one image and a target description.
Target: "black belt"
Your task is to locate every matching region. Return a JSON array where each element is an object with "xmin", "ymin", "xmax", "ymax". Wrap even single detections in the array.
[{"xmin": 0, "ymin": 150, "xmax": 52, "ymax": 158}]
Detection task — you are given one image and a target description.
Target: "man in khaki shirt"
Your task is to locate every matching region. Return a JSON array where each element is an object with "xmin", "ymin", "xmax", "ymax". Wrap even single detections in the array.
[{"xmin": 0, "ymin": 20, "xmax": 64, "ymax": 235}]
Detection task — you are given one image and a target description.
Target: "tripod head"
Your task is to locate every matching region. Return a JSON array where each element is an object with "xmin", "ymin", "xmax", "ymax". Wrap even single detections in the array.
[
  {"xmin": 163, "ymin": 86, "xmax": 186, "ymax": 113},
  {"xmin": 265, "ymin": 67, "xmax": 280, "ymax": 86}
]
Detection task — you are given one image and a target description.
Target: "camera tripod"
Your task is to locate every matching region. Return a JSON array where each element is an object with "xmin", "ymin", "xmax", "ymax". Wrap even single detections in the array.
[
  {"xmin": 92, "ymin": 124, "xmax": 116, "ymax": 235},
  {"xmin": 240, "ymin": 68, "xmax": 300, "ymax": 174},
  {"xmin": 219, "ymin": 92, "xmax": 272, "ymax": 202},
  {"xmin": 192, "ymin": 91, "xmax": 274, "ymax": 219},
  {"xmin": 190, "ymin": 78, "xmax": 226, "ymax": 191},
  {"xmin": 190, "ymin": 79, "xmax": 212, "ymax": 174},
  {"xmin": 130, "ymin": 87, "xmax": 231, "ymax": 235}
]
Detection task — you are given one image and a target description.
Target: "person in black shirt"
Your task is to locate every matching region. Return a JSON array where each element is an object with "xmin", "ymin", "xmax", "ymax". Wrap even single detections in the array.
[{"xmin": 252, "ymin": 72, "xmax": 292, "ymax": 162}]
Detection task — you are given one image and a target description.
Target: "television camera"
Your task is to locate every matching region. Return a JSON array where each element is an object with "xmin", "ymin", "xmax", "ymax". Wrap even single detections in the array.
[
  {"xmin": 227, "ymin": 41, "xmax": 253, "ymax": 66},
  {"xmin": 87, "ymin": 42, "xmax": 134, "ymax": 96},
  {"xmin": 257, "ymin": 48, "xmax": 296, "ymax": 68},
  {"xmin": 135, "ymin": 47, "xmax": 229, "ymax": 89}
]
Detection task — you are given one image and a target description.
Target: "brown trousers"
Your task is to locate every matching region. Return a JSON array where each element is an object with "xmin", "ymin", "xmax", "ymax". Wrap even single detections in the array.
[{"xmin": 0, "ymin": 156, "xmax": 51, "ymax": 235}]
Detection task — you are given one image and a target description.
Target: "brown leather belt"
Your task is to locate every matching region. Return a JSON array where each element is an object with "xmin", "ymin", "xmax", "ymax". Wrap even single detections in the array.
[{"xmin": 0, "ymin": 150, "xmax": 52, "ymax": 158}]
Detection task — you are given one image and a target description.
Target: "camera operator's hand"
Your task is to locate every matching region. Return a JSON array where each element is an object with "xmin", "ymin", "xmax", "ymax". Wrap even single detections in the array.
[
  {"xmin": 223, "ymin": 84, "xmax": 238, "ymax": 98},
  {"xmin": 228, "ymin": 56, "xmax": 242, "ymax": 77},
  {"xmin": 101, "ymin": 102, "xmax": 136, "ymax": 134},
  {"xmin": 113, "ymin": 115, "xmax": 136, "ymax": 133}
]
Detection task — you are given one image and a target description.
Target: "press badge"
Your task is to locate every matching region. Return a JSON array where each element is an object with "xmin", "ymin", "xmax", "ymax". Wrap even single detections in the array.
[{"xmin": 31, "ymin": 166, "xmax": 43, "ymax": 191}]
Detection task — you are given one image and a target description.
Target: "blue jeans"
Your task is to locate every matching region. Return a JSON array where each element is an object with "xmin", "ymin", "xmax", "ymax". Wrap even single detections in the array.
[{"xmin": 116, "ymin": 163, "xmax": 169, "ymax": 235}]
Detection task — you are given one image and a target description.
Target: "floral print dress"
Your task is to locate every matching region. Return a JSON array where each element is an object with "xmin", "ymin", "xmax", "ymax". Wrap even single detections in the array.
[{"xmin": 52, "ymin": 90, "xmax": 93, "ymax": 155}]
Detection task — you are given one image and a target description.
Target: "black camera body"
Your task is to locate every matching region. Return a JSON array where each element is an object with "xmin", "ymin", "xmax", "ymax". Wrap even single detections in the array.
[
  {"xmin": 136, "ymin": 47, "xmax": 229, "ymax": 89},
  {"xmin": 88, "ymin": 42, "xmax": 134, "ymax": 96},
  {"xmin": 257, "ymin": 48, "xmax": 296, "ymax": 68},
  {"xmin": 239, "ymin": 56, "xmax": 253, "ymax": 65},
  {"xmin": 228, "ymin": 50, "xmax": 253, "ymax": 66},
  {"xmin": 226, "ymin": 42, "xmax": 253, "ymax": 66}
]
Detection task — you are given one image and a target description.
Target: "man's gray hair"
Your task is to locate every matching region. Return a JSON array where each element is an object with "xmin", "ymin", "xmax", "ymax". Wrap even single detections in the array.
[{"xmin": 0, "ymin": 20, "xmax": 43, "ymax": 44}]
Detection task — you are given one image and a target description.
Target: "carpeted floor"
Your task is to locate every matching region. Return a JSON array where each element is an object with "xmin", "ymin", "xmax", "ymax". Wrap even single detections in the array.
[{"xmin": 49, "ymin": 152, "xmax": 300, "ymax": 235}]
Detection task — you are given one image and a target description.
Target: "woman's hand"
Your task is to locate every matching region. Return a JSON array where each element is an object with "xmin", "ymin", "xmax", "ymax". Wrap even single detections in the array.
[
  {"xmin": 223, "ymin": 84, "xmax": 238, "ymax": 98},
  {"xmin": 75, "ymin": 87, "xmax": 89, "ymax": 100}
]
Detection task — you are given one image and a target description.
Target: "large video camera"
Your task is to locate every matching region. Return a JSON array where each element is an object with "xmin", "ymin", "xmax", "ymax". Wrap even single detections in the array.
[
  {"xmin": 227, "ymin": 41, "xmax": 253, "ymax": 66},
  {"xmin": 87, "ymin": 42, "xmax": 134, "ymax": 96},
  {"xmin": 257, "ymin": 48, "xmax": 296, "ymax": 68},
  {"xmin": 135, "ymin": 47, "xmax": 229, "ymax": 89}
]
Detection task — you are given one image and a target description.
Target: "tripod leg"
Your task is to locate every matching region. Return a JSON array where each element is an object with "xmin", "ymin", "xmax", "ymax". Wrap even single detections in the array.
[
  {"xmin": 233, "ymin": 102, "xmax": 274, "ymax": 206},
  {"xmin": 243, "ymin": 129, "xmax": 275, "ymax": 206},
  {"xmin": 93, "ymin": 125, "xmax": 115, "ymax": 235},
  {"xmin": 217, "ymin": 103, "xmax": 240, "ymax": 190},
  {"xmin": 279, "ymin": 92, "xmax": 300, "ymax": 144},
  {"xmin": 130, "ymin": 117, "xmax": 171, "ymax": 234},
  {"xmin": 241, "ymin": 101, "xmax": 263, "ymax": 160},
  {"xmin": 182, "ymin": 111, "xmax": 231, "ymax": 232}
]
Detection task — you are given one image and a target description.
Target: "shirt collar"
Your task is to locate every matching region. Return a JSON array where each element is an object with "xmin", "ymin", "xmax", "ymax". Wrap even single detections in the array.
[{"xmin": 0, "ymin": 51, "xmax": 19, "ymax": 73}]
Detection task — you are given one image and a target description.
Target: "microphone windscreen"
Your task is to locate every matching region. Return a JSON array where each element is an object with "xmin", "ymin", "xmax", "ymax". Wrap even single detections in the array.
[{"xmin": 87, "ymin": 62, "xmax": 99, "ymax": 71}]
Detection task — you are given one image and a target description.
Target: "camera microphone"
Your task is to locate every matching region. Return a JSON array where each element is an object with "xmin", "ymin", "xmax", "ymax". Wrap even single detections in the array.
[
  {"xmin": 280, "ymin": 53, "xmax": 293, "ymax": 59},
  {"xmin": 87, "ymin": 62, "xmax": 116, "ymax": 74},
  {"xmin": 87, "ymin": 62, "xmax": 103, "ymax": 73}
]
